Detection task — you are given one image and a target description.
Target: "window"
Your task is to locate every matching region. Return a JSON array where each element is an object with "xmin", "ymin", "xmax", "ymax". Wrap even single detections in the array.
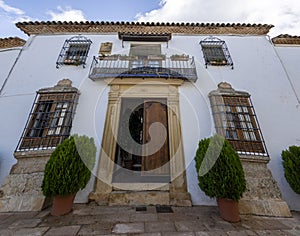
[
  {"xmin": 200, "ymin": 36, "xmax": 233, "ymax": 69},
  {"xmin": 130, "ymin": 44, "xmax": 162, "ymax": 68},
  {"xmin": 56, "ymin": 36, "xmax": 92, "ymax": 68},
  {"xmin": 16, "ymin": 80, "xmax": 78, "ymax": 151},
  {"xmin": 209, "ymin": 83, "xmax": 267, "ymax": 155}
]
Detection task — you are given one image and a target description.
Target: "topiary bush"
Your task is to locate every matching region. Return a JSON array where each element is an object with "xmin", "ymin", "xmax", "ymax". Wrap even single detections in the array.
[
  {"xmin": 195, "ymin": 134, "xmax": 246, "ymax": 201},
  {"xmin": 41, "ymin": 134, "xmax": 96, "ymax": 197},
  {"xmin": 282, "ymin": 145, "xmax": 300, "ymax": 194}
]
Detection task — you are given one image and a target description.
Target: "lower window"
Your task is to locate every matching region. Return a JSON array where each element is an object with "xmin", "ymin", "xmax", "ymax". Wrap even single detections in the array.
[
  {"xmin": 209, "ymin": 83, "xmax": 267, "ymax": 155},
  {"xmin": 16, "ymin": 80, "xmax": 78, "ymax": 151}
]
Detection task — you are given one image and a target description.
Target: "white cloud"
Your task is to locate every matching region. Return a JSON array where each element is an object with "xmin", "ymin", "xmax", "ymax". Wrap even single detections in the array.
[
  {"xmin": 47, "ymin": 6, "xmax": 87, "ymax": 21},
  {"xmin": 136, "ymin": 0, "xmax": 300, "ymax": 36},
  {"xmin": 0, "ymin": 1, "xmax": 32, "ymax": 38},
  {"xmin": 0, "ymin": 0, "xmax": 24, "ymax": 15}
]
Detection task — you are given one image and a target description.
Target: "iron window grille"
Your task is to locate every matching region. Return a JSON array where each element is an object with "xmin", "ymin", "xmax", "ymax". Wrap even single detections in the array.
[
  {"xmin": 200, "ymin": 36, "xmax": 233, "ymax": 69},
  {"xmin": 16, "ymin": 91, "xmax": 78, "ymax": 151},
  {"xmin": 56, "ymin": 35, "xmax": 92, "ymax": 68},
  {"xmin": 209, "ymin": 95, "xmax": 268, "ymax": 156}
]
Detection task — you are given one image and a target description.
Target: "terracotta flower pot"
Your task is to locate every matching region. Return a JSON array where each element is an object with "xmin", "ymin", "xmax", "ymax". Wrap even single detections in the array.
[
  {"xmin": 51, "ymin": 194, "xmax": 76, "ymax": 216},
  {"xmin": 217, "ymin": 198, "xmax": 241, "ymax": 223}
]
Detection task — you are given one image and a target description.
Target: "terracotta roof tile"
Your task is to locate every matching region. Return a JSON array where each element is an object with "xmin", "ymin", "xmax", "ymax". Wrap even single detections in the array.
[
  {"xmin": 272, "ymin": 34, "xmax": 300, "ymax": 45},
  {"xmin": 15, "ymin": 21, "xmax": 273, "ymax": 36},
  {"xmin": 0, "ymin": 37, "xmax": 26, "ymax": 49}
]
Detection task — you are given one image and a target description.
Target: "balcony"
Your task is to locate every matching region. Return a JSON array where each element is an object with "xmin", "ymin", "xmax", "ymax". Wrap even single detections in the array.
[{"xmin": 88, "ymin": 54, "xmax": 198, "ymax": 82}]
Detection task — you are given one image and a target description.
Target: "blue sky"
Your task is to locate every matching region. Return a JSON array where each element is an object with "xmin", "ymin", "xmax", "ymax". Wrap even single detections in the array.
[
  {"xmin": 1, "ymin": 0, "xmax": 300, "ymax": 39},
  {"xmin": 0, "ymin": 0, "xmax": 161, "ymax": 38}
]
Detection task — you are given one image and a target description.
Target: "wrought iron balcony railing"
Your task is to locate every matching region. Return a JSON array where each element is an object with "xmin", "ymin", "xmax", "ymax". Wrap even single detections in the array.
[{"xmin": 88, "ymin": 55, "xmax": 198, "ymax": 82}]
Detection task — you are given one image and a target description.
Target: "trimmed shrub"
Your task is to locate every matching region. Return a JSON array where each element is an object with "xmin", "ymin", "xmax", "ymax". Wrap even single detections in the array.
[
  {"xmin": 41, "ymin": 134, "xmax": 96, "ymax": 197},
  {"xmin": 282, "ymin": 145, "xmax": 300, "ymax": 194},
  {"xmin": 195, "ymin": 134, "xmax": 246, "ymax": 201}
]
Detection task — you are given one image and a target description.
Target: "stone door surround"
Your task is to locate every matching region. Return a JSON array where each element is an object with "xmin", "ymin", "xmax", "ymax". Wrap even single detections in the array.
[{"xmin": 90, "ymin": 78, "xmax": 191, "ymax": 206}]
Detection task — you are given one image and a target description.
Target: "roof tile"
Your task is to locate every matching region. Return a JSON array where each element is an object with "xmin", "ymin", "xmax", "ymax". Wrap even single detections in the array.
[{"xmin": 15, "ymin": 21, "xmax": 274, "ymax": 36}]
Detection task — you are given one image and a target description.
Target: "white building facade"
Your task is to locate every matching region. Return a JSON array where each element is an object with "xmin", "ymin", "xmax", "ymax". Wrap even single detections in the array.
[{"xmin": 0, "ymin": 22, "xmax": 299, "ymax": 215}]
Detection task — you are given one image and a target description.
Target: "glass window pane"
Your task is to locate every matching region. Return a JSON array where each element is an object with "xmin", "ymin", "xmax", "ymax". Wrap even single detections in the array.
[
  {"xmin": 250, "ymin": 132, "xmax": 257, "ymax": 141},
  {"xmin": 242, "ymin": 106, "xmax": 248, "ymax": 113},
  {"xmin": 241, "ymin": 122, "xmax": 247, "ymax": 129},
  {"xmin": 247, "ymin": 122, "xmax": 253, "ymax": 130},
  {"xmin": 244, "ymin": 131, "xmax": 250, "ymax": 140}
]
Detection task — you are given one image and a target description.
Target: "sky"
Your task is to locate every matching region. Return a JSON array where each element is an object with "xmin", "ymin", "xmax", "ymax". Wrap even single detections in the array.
[{"xmin": 0, "ymin": 0, "xmax": 300, "ymax": 39}]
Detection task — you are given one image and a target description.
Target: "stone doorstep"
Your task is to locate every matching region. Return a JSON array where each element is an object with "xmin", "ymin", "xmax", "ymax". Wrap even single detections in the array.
[
  {"xmin": 90, "ymin": 190, "xmax": 192, "ymax": 207},
  {"xmin": 108, "ymin": 191, "xmax": 170, "ymax": 206}
]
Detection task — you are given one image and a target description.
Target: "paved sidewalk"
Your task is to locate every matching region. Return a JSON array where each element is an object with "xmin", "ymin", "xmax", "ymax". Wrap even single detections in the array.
[{"xmin": 0, "ymin": 202, "xmax": 299, "ymax": 235}]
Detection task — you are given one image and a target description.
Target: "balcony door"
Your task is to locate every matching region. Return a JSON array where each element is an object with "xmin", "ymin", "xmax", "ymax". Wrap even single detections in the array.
[
  {"xmin": 130, "ymin": 44, "xmax": 162, "ymax": 68},
  {"xmin": 113, "ymin": 98, "xmax": 170, "ymax": 183}
]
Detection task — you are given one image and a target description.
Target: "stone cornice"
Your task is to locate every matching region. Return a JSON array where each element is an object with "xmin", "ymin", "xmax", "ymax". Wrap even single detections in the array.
[{"xmin": 15, "ymin": 21, "xmax": 274, "ymax": 36}]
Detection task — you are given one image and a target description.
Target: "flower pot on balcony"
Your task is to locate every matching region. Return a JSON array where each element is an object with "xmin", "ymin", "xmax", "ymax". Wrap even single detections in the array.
[
  {"xmin": 119, "ymin": 55, "xmax": 138, "ymax": 61},
  {"xmin": 148, "ymin": 55, "xmax": 166, "ymax": 60},
  {"xmin": 210, "ymin": 60, "xmax": 227, "ymax": 66},
  {"xmin": 170, "ymin": 54, "xmax": 189, "ymax": 61},
  {"xmin": 99, "ymin": 54, "xmax": 119, "ymax": 60}
]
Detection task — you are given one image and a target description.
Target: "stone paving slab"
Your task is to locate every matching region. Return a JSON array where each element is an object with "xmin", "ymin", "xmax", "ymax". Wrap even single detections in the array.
[
  {"xmin": 0, "ymin": 203, "xmax": 299, "ymax": 235},
  {"xmin": 44, "ymin": 225, "xmax": 81, "ymax": 236},
  {"xmin": 112, "ymin": 222, "xmax": 145, "ymax": 234}
]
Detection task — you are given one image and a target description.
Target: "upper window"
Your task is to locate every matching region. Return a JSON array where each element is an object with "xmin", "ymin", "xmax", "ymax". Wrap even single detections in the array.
[
  {"xmin": 56, "ymin": 36, "xmax": 92, "ymax": 68},
  {"xmin": 16, "ymin": 79, "xmax": 79, "ymax": 151},
  {"xmin": 209, "ymin": 82, "xmax": 267, "ymax": 156},
  {"xmin": 200, "ymin": 36, "xmax": 233, "ymax": 69},
  {"xmin": 129, "ymin": 44, "xmax": 162, "ymax": 68}
]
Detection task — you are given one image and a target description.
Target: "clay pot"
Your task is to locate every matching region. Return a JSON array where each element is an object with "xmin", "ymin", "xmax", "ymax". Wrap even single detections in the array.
[
  {"xmin": 51, "ymin": 194, "xmax": 76, "ymax": 216},
  {"xmin": 217, "ymin": 198, "xmax": 241, "ymax": 223}
]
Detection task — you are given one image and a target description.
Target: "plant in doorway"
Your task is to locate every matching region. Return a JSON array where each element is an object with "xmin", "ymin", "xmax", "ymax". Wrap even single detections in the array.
[
  {"xmin": 194, "ymin": 134, "xmax": 246, "ymax": 222},
  {"xmin": 41, "ymin": 134, "xmax": 96, "ymax": 216}
]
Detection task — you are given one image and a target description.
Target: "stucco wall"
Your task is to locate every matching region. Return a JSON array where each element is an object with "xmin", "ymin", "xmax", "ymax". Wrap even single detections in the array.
[
  {"xmin": 0, "ymin": 33, "xmax": 299, "ymax": 210},
  {"xmin": 0, "ymin": 47, "xmax": 23, "ymax": 184}
]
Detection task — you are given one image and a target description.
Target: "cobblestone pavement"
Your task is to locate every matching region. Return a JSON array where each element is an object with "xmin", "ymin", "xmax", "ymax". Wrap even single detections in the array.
[{"xmin": 0, "ymin": 202, "xmax": 299, "ymax": 235}]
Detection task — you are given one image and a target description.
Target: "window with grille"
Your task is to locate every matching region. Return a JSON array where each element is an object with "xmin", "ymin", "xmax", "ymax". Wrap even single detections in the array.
[
  {"xmin": 56, "ymin": 35, "xmax": 92, "ymax": 68},
  {"xmin": 209, "ymin": 84, "xmax": 267, "ymax": 156},
  {"xmin": 16, "ymin": 81, "xmax": 78, "ymax": 151},
  {"xmin": 200, "ymin": 36, "xmax": 233, "ymax": 69}
]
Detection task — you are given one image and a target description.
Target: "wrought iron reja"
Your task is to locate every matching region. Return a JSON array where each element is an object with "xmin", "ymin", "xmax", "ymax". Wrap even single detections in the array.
[
  {"xmin": 56, "ymin": 35, "xmax": 92, "ymax": 68},
  {"xmin": 200, "ymin": 36, "xmax": 234, "ymax": 69}
]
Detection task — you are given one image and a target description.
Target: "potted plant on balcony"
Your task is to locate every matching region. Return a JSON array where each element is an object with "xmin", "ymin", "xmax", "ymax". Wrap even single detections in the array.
[
  {"xmin": 209, "ymin": 58, "xmax": 227, "ymax": 66},
  {"xmin": 119, "ymin": 55, "xmax": 138, "ymax": 61},
  {"xmin": 194, "ymin": 134, "xmax": 246, "ymax": 222},
  {"xmin": 170, "ymin": 54, "xmax": 189, "ymax": 61},
  {"xmin": 99, "ymin": 54, "xmax": 119, "ymax": 60},
  {"xmin": 41, "ymin": 134, "xmax": 96, "ymax": 216},
  {"xmin": 282, "ymin": 145, "xmax": 300, "ymax": 194},
  {"xmin": 148, "ymin": 54, "xmax": 166, "ymax": 60}
]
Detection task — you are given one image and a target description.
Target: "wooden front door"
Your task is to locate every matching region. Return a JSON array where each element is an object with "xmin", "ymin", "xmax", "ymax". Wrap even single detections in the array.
[
  {"xmin": 143, "ymin": 100, "xmax": 169, "ymax": 175},
  {"xmin": 113, "ymin": 98, "xmax": 170, "ymax": 183}
]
